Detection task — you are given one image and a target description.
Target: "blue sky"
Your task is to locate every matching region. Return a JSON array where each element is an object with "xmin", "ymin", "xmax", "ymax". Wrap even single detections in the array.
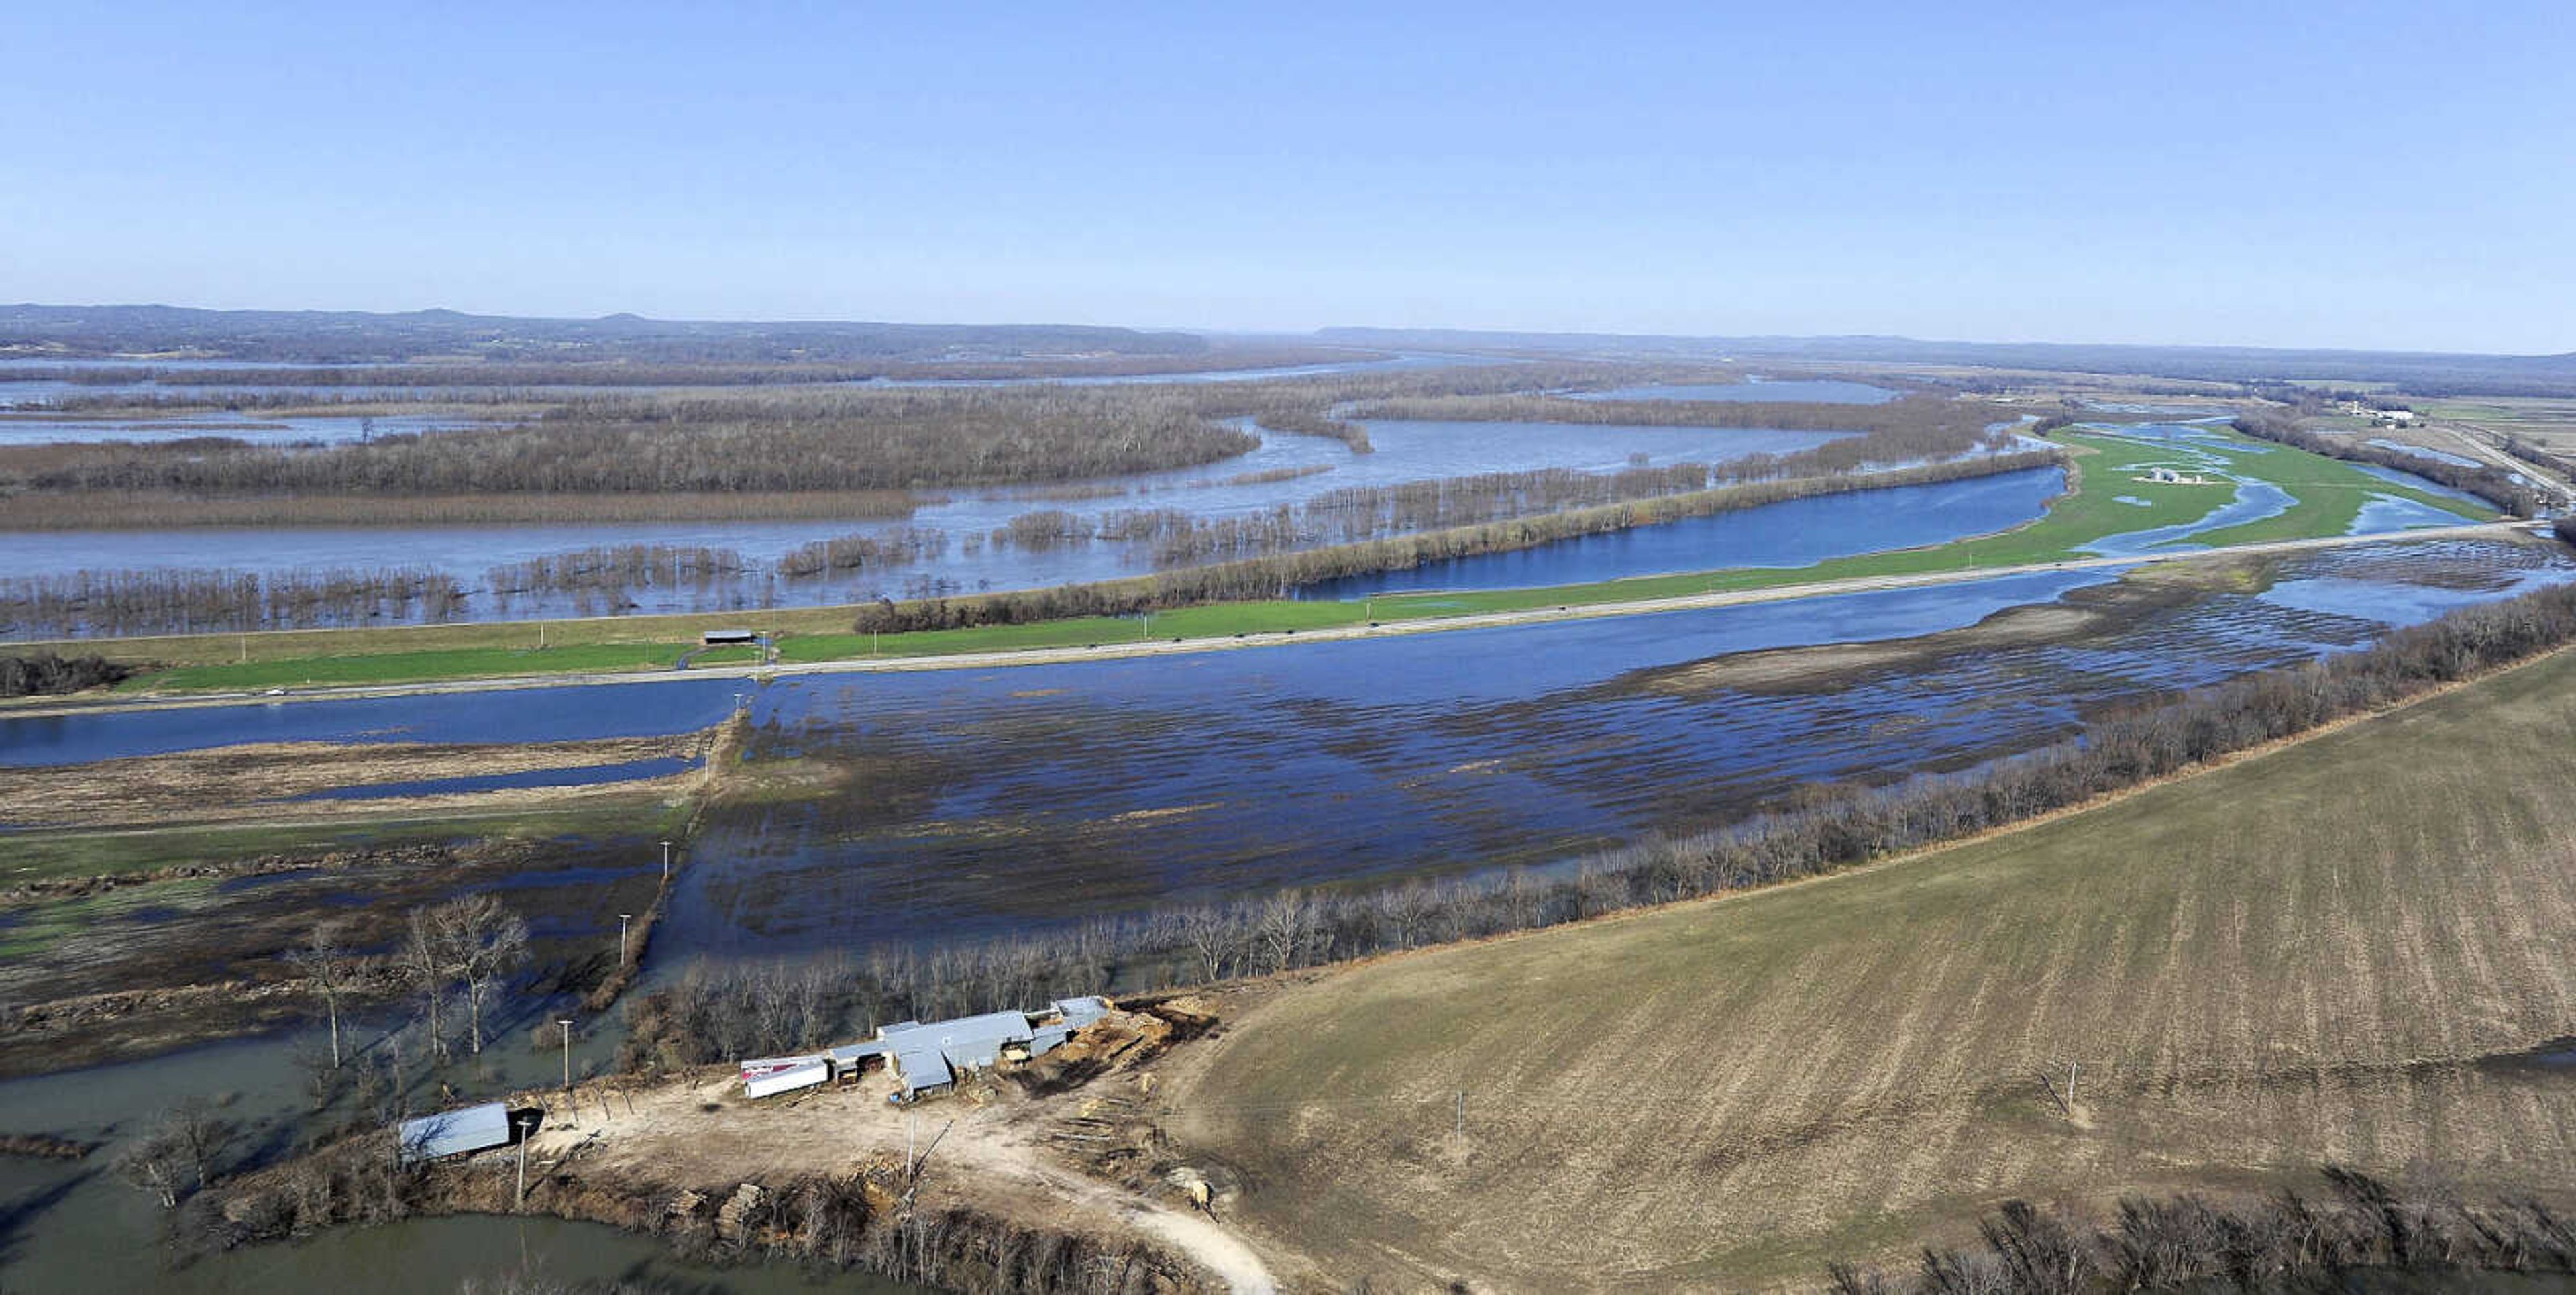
[{"xmin": 2, "ymin": 2, "xmax": 2567, "ymax": 351}]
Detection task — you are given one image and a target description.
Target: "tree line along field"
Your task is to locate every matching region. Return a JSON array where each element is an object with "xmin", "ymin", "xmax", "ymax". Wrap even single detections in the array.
[
  {"xmin": 7, "ymin": 423, "xmax": 2504, "ymax": 694},
  {"xmin": 0, "ymin": 363, "xmax": 1984, "ymax": 525},
  {"xmin": 1158, "ymin": 642, "xmax": 2576, "ymax": 1291}
]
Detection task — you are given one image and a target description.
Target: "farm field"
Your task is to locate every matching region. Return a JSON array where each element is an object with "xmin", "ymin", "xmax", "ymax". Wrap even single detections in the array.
[
  {"xmin": 2424, "ymin": 395, "xmax": 2576, "ymax": 451},
  {"xmin": 1161, "ymin": 642, "xmax": 2576, "ymax": 1290}
]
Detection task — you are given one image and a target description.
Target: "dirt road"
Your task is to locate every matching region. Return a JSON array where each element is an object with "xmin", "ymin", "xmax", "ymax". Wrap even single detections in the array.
[{"xmin": 517, "ymin": 1062, "xmax": 1277, "ymax": 1293}]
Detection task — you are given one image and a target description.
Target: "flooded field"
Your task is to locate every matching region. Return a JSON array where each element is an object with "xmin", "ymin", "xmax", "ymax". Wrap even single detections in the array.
[
  {"xmin": 0, "ymin": 409, "xmax": 498, "ymax": 446},
  {"xmin": 4, "ymin": 533, "xmax": 2571, "ymax": 1291},
  {"xmin": 0, "ymin": 677, "xmax": 746, "ymax": 767},
  {"xmin": 661, "ymin": 537, "xmax": 2576, "ymax": 958},
  {"xmin": 0, "ymin": 415, "xmax": 1875, "ymax": 627},
  {"xmin": 0, "ymin": 350, "xmax": 1472, "ymax": 412}
]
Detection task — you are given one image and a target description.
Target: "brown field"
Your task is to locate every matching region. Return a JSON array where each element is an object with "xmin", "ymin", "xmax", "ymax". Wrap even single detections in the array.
[
  {"xmin": 1161, "ymin": 645, "xmax": 2576, "ymax": 1290},
  {"xmin": 0, "ymin": 735, "xmax": 701, "ymax": 831}
]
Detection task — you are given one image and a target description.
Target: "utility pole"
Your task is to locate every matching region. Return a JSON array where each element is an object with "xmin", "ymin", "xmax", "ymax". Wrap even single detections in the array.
[
  {"xmin": 1454, "ymin": 1090, "xmax": 1465, "ymax": 1139},
  {"xmin": 659, "ymin": 839, "xmax": 672, "ymax": 882},
  {"xmin": 2068, "ymin": 1061, "xmax": 2079, "ymax": 1110},
  {"xmin": 515, "ymin": 1111, "xmax": 538, "ymax": 1210},
  {"xmin": 558, "ymin": 1019, "xmax": 574, "ymax": 1090},
  {"xmin": 619, "ymin": 913, "xmax": 633, "ymax": 966}
]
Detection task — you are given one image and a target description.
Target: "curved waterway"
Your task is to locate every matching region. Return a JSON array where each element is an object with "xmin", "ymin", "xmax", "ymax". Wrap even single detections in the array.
[
  {"xmin": 1302, "ymin": 466, "xmax": 2061, "ymax": 599},
  {"xmin": 0, "ymin": 417, "xmax": 1868, "ymax": 629}
]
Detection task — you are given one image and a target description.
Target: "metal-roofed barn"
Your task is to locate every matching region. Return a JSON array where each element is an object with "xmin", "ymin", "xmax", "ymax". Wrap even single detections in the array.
[
  {"xmin": 746, "ymin": 996, "xmax": 1123, "ymax": 1100},
  {"xmin": 398, "ymin": 1102, "xmax": 514, "ymax": 1163}
]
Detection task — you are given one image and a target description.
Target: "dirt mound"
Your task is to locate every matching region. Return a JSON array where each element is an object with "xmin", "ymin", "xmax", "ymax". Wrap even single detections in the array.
[{"xmin": 1013, "ymin": 996, "xmax": 1220, "ymax": 1098}]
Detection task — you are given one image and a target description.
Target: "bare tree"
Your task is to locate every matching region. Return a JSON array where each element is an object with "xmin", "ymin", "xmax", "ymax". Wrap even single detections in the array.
[
  {"xmin": 1175, "ymin": 907, "xmax": 1238, "ymax": 983},
  {"xmin": 436, "ymin": 894, "xmax": 531, "ymax": 1057},
  {"xmin": 113, "ymin": 1099, "xmax": 234, "ymax": 1209},
  {"xmin": 400, "ymin": 907, "xmax": 453, "ymax": 1064},
  {"xmin": 288, "ymin": 919, "xmax": 363, "ymax": 1068}
]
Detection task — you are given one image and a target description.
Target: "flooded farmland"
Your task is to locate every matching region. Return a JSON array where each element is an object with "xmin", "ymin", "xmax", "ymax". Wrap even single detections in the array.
[
  {"xmin": 0, "ymin": 414, "xmax": 1890, "ymax": 629},
  {"xmin": 3, "ymin": 533, "xmax": 2571, "ymax": 1292},
  {"xmin": 659, "ymin": 536, "xmax": 2576, "ymax": 958}
]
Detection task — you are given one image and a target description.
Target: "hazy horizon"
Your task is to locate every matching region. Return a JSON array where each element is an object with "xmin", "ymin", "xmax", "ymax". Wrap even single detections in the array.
[{"xmin": 5, "ymin": 2, "xmax": 2569, "ymax": 353}]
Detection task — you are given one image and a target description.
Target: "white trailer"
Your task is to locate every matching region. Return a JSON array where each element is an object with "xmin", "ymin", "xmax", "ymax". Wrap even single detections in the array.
[{"xmin": 744, "ymin": 1060, "xmax": 830, "ymax": 1098}]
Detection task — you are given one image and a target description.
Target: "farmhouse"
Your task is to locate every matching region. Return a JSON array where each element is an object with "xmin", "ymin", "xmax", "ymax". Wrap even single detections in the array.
[
  {"xmin": 739, "ymin": 996, "xmax": 1114, "ymax": 1101},
  {"xmin": 2141, "ymin": 466, "xmax": 2210, "ymax": 485}
]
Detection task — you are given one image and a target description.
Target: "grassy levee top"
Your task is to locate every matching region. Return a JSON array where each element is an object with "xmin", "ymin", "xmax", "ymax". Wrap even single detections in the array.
[
  {"xmin": 32, "ymin": 429, "xmax": 2495, "ymax": 694},
  {"xmin": 1160, "ymin": 645, "xmax": 2576, "ymax": 1290}
]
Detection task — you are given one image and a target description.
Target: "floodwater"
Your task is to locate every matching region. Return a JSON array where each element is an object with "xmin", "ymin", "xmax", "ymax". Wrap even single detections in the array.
[
  {"xmin": 0, "ymin": 417, "xmax": 1872, "ymax": 630},
  {"xmin": 0, "ymin": 678, "xmax": 746, "ymax": 768},
  {"xmin": 2368, "ymin": 437, "xmax": 2481, "ymax": 468},
  {"xmin": 2068, "ymin": 423, "xmax": 2489, "ymax": 557},
  {"xmin": 288, "ymin": 754, "xmax": 698, "ymax": 801},
  {"xmin": 1303, "ymin": 466, "xmax": 2061, "ymax": 598},
  {"xmin": 0, "ymin": 409, "xmax": 493, "ymax": 446},
  {"xmin": 1568, "ymin": 377, "xmax": 1899, "ymax": 404},
  {"xmin": 0, "ymin": 350, "xmax": 1487, "ymax": 413},
  {"xmin": 3, "ymin": 534, "xmax": 2569, "ymax": 1292},
  {"xmin": 0, "ymin": 1021, "xmax": 908, "ymax": 1294},
  {"xmin": 657, "ymin": 537, "xmax": 2576, "ymax": 958}
]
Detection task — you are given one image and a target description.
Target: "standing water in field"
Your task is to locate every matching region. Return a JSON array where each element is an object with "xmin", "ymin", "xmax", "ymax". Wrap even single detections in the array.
[
  {"xmin": 0, "ymin": 416, "xmax": 1874, "ymax": 631},
  {"xmin": 659, "ymin": 537, "xmax": 2576, "ymax": 960}
]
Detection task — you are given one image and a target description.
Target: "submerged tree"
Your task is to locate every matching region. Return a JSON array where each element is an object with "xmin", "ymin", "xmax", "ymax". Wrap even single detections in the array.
[
  {"xmin": 113, "ymin": 1099, "xmax": 235, "ymax": 1210},
  {"xmin": 399, "ymin": 894, "xmax": 533, "ymax": 1062},
  {"xmin": 441, "ymin": 894, "xmax": 531, "ymax": 1057},
  {"xmin": 288, "ymin": 919, "xmax": 365, "ymax": 1068}
]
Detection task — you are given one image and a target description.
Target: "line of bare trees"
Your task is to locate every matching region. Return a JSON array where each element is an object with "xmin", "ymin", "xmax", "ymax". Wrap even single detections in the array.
[
  {"xmin": 0, "ymin": 567, "xmax": 466, "ymax": 637},
  {"xmin": 776, "ymin": 525, "xmax": 949, "ymax": 579},
  {"xmin": 2231, "ymin": 410, "xmax": 2539, "ymax": 515},
  {"xmin": 13, "ymin": 386, "xmax": 1264, "ymax": 497},
  {"xmin": 2, "ymin": 452, "xmax": 2057, "ymax": 638},
  {"xmin": 196, "ymin": 1131, "xmax": 1191, "ymax": 1294},
  {"xmin": 1827, "ymin": 1169, "xmax": 2573, "ymax": 1293},
  {"xmin": 0, "ymin": 484, "xmax": 926, "ymax": 531},
  {"xmin": 3, "ymin": 361, "xmax": 1931, "ymax": 516},
  {"xmin": 2498, "ymin": 433, "xmax": 2576, "ymax": 482},
  {"xmin": 635, "ymin": 574, "xmax": 2576, "ymax": 1068},
  {"xmin": 848, "ymin": 454, "xmax": 2061, "ymax": 635}
]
